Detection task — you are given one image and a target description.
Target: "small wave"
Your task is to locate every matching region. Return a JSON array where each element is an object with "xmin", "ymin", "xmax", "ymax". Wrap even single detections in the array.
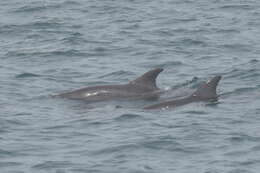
[
  {"xmin": 11, "ymin": 1, "xmax": 81, "ymax": 13},
  {"xmin": 251, "ymin": 144, "xmax": 260, "ymax": 151},
  {"xmin": 221, "ymin": 86, "xmax": 259, "ymax": 98},
  {"xmin": 15, "ymin": 73, "xmax": 40, "ymax": 78},
  {"xmin": 152, "ymin": 122, "xmax": 188, "ymax": 129},
  {"xmin": 66, "ymin": 117, "xmax": 91, "ymax": 124},
  {"xmin": 43, "ymin": 124, "xmax": 70, "ymax": 130},
  {"xmin": 87, "ymin": 121, "xmax": 110, "ymax": 126},
  {"xmin": 220, "ymin": 4, "xmax": 254, "ymax": 10},
  {"xmin": 93, "ymin": 47, "xmax": 107, "ymax": 52},
  {"xmin": 141, "ymin": 138, "xmax": 204, "ymax": 154},
  {"xmin": 239, "ymin": 159, "xmax": 260, "ymax": 166},
  {"xmin": 115, "ymin": 113, "xmax": 144, "ymax": 121},
  {"xmin": 175, "ymin": 17, "xmax": 197, "ymax": 23},
  {"xmin": 179, "ymin": 38, "xmax": 207, "ymax": 47},
  {"xmin": 183, "ymin": 110, "xmax": 208, "ymax": 115},
  {"xmin": 197, "ymin": 55, "xmax": 219, "ymax": 60},
  {"xmin": 98, "ymin": 70, "xmax": 132, "ymax": 79},
  {"xmin": 171, "ymin": 28, "xmax": 208, "ymax": 34},
  {"xmin": 0, "ymin": 20, "xmax": 64, "ymax": 35},
  {"xmin": 205, "ymin": 101, "xmax": 220, "ymax": 107},
  {"xmin": 214, "ymin": 28, "xmax": 240, "ymax": 34},
  {"xmin": 31, "ymin": 21, "xmax": 64, "ymax": 29},
  {"xmin": 47, "ymin": 49, "xmax": 86, "ymax": 57},
  {"xmin": 225, "ymin": 149, "xmax": 250, "ymax": 158},
  {"xmin": 12, "ymin": 5, "xmax": 56, "ymax": 13},
  {"xmin": 61, "ymin": 33, "xmax": 86, "ymax": 45},
  {"xmin": 91, "ymin": 143, "xmax": 139, "ymax": 155},
  {"xmin": 0, "ymin": 147, "xmax": 26, "ymax": 158},
  {"xmin": 0, "ymin": 149, "xmax": 16, "ymax": 158},
  {"xmin": 62, "ymin": 0, "xmax": 81, "ymax": 6},
  {"xmin": 4, "ymin": 119, "xmax": 29, "ymax": 126},
  {"xmin": 0, "ymin": 161, "xmax": 22, "ymax": 168},
  {"xmin": 153, "ymin": 60, "xmax": 184, "ymax": 69},
  {"xmin": 172, "ymin": 77, "xmax": 199, "ymax": 89},
  {"xmin": 66, "ymin": 117, "xmax": 110, "ymax": 128},
  {"xmin": 141, "ymin": 139, "xmax": 180, "ymax": 150},
  {"xmin": 32, "ymin": 161, "xmax": 73, "ymax": 170},
  {"xmin": 226, "ymin": 133, "xmax": 260, "ymax": 143},
  {"xmin": 218, "ymin": 43, "xmax": 251, "ymax": 52},
  {"xmin": 224, "ymin": 67, "xmax": 260, "ymax": 80},
  {"xmin": 11, "ymin": 2, "xmax": 66, "ymax": 13},
  {"xmin": 249, "ymin": 59, "xmax": 259, "ymax": 63},
  {"xmin": 0, "ymin": 128, "xmax": 8, "ymax": 133},
  {"xmin": 234, "ymin": 87, "xmax": 258, "ymax": 93},
  {"xmin": 6, "ymin": 49, "xmax": 88, "ymax": 58}
]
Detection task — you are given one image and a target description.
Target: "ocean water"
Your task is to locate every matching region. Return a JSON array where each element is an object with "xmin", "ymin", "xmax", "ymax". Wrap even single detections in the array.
[{"xmin": 1, "ymin": 0, "xmax": 260, "ymax": 172}]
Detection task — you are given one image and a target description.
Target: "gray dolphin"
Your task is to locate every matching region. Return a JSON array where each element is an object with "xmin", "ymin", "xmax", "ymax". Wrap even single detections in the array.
[
  {"xmin": 144, "ymin": 76, "xmax": 221, "ymax": 110},
  {"xmin": 55, "ymin": 68, "xmax": 163, "ymax": 102}
]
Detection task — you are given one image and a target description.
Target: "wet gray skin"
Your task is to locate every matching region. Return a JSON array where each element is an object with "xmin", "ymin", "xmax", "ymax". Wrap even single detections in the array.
[
  {"xmin": 144, "ymin": 76, "xmax": 221, "ymax": 110},
  {"xmin": 55, "ymin": 68, "xmax": 164, "ymax": 102}
]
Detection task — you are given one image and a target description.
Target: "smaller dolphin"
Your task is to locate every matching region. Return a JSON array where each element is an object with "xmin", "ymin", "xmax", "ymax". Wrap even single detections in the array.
[
  {"xmin": 55, "ymin": 68, "xmax": 163, "ymax": 102},
  {"xmin": 144, "ymin": 76, "xmax": 221, "ymax": 110}
]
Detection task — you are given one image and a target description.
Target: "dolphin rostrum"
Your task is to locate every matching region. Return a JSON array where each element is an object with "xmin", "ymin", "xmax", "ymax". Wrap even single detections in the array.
[
  {"xmin": 144, "ymin": 76, "xmax": 221, "ymax": 110},
  {"xmin": 55, "ymin": 68, "xmax": 163, "ymax": 102}
]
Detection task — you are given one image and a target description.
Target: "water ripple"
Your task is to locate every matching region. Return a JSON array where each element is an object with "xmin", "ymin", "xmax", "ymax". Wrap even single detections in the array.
[
  {"xmin": 226, "ymin": 133, "xmax": 260, "ymax": 143},
  {"xmin": 15, "ymin": 73, "xmax": 41, "ymax": 78},
  {"xmin": 0, "ymin": 149, "xmax": 16, "ymax": 158},
  {"xmin": 220, "ymin": 4, "xmax": 255, "ymax": 10},
  {"xmin": 32, "ymin": 161, "xmax": 74, "ymax": 170},
  {"xmin": 114, "ymin": 113, "xmax": 144, "ymax": 121},
  {"xmin": 0, "ymin": 161, "xmax": 22, "ymax": 168},
  {"xmin": 91, "ymin": 143, "xmax": 139, "ymax": 155}
]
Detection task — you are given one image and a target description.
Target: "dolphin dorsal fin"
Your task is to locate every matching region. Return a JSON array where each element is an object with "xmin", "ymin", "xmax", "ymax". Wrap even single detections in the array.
[
  {"xmin": 192, "ymin": 76, "xmax": 222, "ymax": 100},
  {"xmin": 130, "ymin": 68, "xmax": 163, "ymax": 89}
]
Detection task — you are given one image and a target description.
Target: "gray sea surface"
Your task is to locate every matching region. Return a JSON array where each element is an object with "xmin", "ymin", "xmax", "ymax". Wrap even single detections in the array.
[{"xmin": 1, "ymin": 0, "xmax": 260, "ymax": 172}]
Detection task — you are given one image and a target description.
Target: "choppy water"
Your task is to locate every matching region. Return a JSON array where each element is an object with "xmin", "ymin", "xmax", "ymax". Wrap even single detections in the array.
[{"xmin": 1, "ymin": 0, "xmax": 260, "ymax": 172}]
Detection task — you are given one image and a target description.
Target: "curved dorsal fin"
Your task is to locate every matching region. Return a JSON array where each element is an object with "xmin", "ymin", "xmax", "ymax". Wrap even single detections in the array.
[
  {"xmin": 130, "ymin": 68, "xmax": 163, "ymax": 89},
  {"xmin": 192, "ymin": 76, "xmax": 221, "ymax": 99}
]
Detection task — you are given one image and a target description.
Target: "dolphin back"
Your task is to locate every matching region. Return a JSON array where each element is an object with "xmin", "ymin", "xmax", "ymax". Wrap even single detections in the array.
[{"xmin": 54, "ymin": 68, "xmax": 164, "ymax": 102}]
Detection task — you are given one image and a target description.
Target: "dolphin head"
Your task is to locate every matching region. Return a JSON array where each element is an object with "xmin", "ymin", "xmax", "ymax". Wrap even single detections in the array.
[{"xmin": 192, "ymin": 76, "xmax": 222, "ymax": 100}]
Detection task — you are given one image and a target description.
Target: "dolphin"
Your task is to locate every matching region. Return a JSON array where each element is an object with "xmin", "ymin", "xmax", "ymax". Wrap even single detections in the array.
[
  {"xmin": 144, "ymin": 76, "xmax": 221, "ymax": 110},
  {"xmin": 55, "ymin": 68, "xmax": 163, "ymax": 102}
]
